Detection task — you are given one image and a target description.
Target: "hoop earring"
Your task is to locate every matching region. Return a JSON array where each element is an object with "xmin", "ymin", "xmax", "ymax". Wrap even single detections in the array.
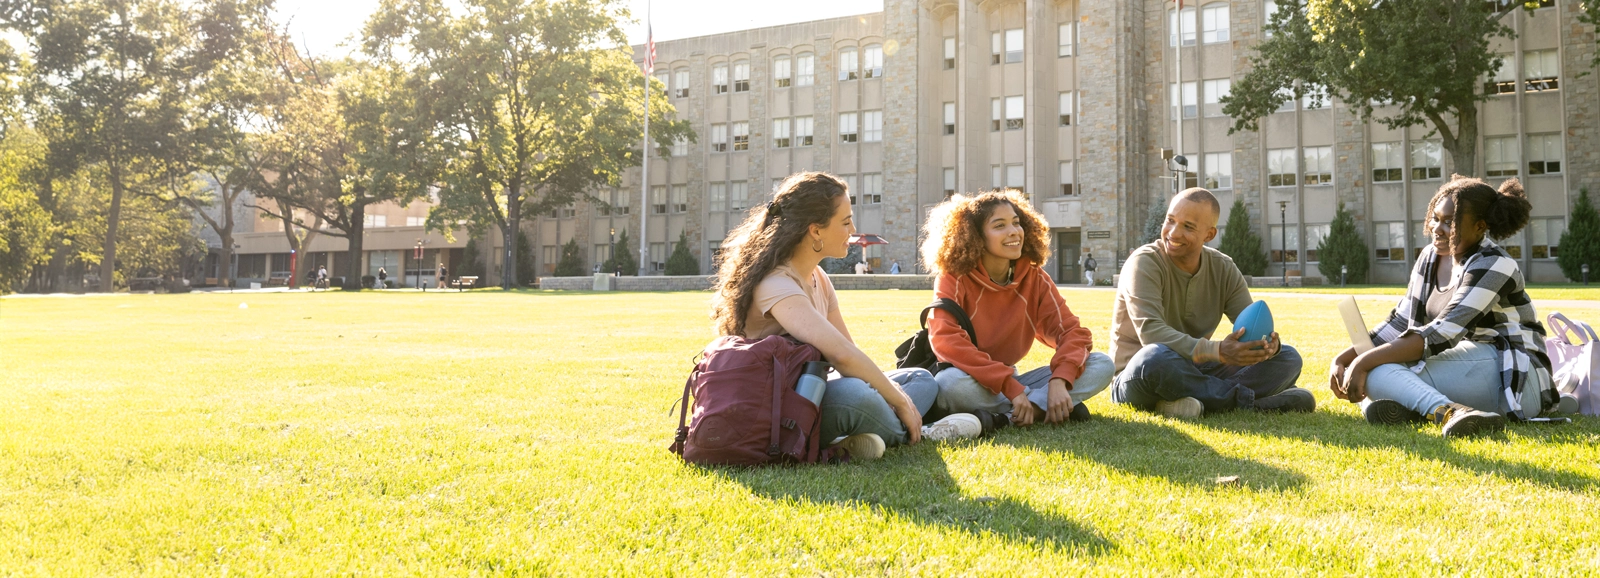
[{"xmin": 811, "ymin": 237, "xmax": 824, "ymax": 253}]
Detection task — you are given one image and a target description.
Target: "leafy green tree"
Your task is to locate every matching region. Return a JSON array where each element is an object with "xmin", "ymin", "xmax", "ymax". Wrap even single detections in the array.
[
  {"xmin": 1218, "ymin": 199, "xmax": 1268, "ymax": 277},
  {"xmin": 1223, "ymin": 1, "xmax": 1542, "ymax": 177},
  {"xmin": 555, "ymin": 238, "xmax": 585, "ymax": 276},
  {"xmin": 664, "ymin": 231, "xmax": 698, "ymax": 276},
  {"xmin": 1317, "ymin": 204, "xmax": 1369, "ymax": 284},
  {"xmin": 1139, "ymin": 207, "xmax": 1164, "ymax": 246},
  {"xmin": 1558, "ymin": 189, "xmax": 1600, "ymax": 283},
  {"xmin": 602, "ymin": 228, "xmax": 637, "ymax": 276},
  {"xmin": 515, "ymin": 230, "xmax": 536, "ymax": 286},
  {"xmin": 366, "ymin": 0, "xmax": 693, "ymax": 289},
  {"xmin": 0, "ymin": 126, "xmax": 50, "ymax": 293},
  {"xmin": 457, "ymin": 238, "xmax": 484, "ymax": 278}
]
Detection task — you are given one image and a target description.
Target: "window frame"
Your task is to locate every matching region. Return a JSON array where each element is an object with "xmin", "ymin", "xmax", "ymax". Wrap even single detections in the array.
[
  {"xmin": 838, "ymin": 112, "xmax": 859, "ymax": 143},
  {"xmin": 772, "ymin": 56, "xmax": 791, "ymax": 88},
  {"xmin": 839, "ymin": 48, "xmax": 859, "ymax": 81}
]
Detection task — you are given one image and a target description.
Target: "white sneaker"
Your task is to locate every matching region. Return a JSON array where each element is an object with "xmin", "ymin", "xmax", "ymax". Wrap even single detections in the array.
[
  {"xmin": 921, "ymin": 413, "xmax": 983, "ymax": 441},
  {"xmin": 832, "ymin": 433, "xmax": 885, "ymax": 461},
  {"xmin": 1155, "ymin": 397, "xmax": 1204, "ymax": 419}
]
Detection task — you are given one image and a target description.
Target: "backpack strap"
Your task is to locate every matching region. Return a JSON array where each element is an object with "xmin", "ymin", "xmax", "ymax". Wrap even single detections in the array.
[
  {"xmin": 670, "ymin": 371, "xmax": 695, "ymax": 455},
  {"xmin": 919, "ymin": 298, "xmax": 978, "ymax": 347},
  {"xmin": 768, "ymin": 355, "xmax": 784, "ymax": 458}
]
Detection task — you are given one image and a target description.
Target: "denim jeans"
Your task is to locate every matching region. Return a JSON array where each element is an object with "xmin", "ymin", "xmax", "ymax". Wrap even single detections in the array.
[
  {"xmin": 1366, "ymin": 340, "xmax": 1547, "ymax": 417},
  {"xmin": 932, "ymin": 352, "xmax": 1116, "ymax": 416},
  {"xmin": 819, "ymin": 368, "xmax": 939, "ymax": 447},
  {"xmin": 1110, "ymin": 343, "xmax": 1304, "ymax": 413}
]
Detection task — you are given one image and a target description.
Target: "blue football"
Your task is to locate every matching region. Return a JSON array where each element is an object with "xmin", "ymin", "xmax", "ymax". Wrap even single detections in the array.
[{"xmin": 1232, "ymin": 300, "xmax": 1275, "ymax": 343}]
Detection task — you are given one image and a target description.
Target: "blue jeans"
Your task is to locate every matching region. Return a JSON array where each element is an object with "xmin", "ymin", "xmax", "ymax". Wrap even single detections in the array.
[
  {"xmin": 819, "ymin": 368, "xmax": 939, "ymax": 447},
  {"xmin": 932, "ymin": 353, "xmax": 1116, "ymax": 416},
  {"xmin": 1111, "ymin": 343, "xmax": 1304, "ymax": 413},
  {"xmin": 1366, "ymin": 340, "xmax": 1546, "ymax": 417}
]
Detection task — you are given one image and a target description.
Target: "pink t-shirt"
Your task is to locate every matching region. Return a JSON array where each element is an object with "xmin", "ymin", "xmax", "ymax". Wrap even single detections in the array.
[{"xmin": 742, "ymin": 265, "xmax": 839, "ymax": 340}]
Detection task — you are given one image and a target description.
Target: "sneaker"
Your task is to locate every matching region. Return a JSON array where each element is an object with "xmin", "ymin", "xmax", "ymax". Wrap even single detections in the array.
[
  {"xmin": 832, "ymin": 433, "xmax": 885, "ymax": 460},
  {"xmin": 971, "ymin": 409, "xmax": 1010, "ymax": 435},
  {"xmin": 1558, "ymin": 393, "xmax": 1580, "ymax": 415},
  {"xmin": 1069, "ymin": 402, "xmax": 1091, "ymax": 422},
  {"xmin": 1155, "ymin": 397, "xmax": 1204, "ymax": 419},
  {"xmin": 1362, "ymin": 398, "xmax": 1425, "ymax": 425},
  {"xmin": 1253, "ymin": 388, "xmax": 1316, "ymax": 413},
  {"xmin": 921, "ymin": 413, "xmax": 983, "ymax": 441},
  {"xmin": 1430, "ymin": 403, "xmax": 1506, "ymax": 438}
]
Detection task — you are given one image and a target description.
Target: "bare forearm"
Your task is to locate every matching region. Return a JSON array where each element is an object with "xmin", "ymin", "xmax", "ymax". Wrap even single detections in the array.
[{"xmin": 1353, "ymin": 334, "xmax": 1425, "ymax": 372}]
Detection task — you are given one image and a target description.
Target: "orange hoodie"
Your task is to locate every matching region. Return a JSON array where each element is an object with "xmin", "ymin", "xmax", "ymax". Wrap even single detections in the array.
[{"xmin": 928, "ymin": 258, "xmax": 1095, "ymax": 401}]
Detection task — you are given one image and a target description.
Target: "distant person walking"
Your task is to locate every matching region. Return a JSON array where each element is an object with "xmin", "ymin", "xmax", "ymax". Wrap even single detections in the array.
[
  {"xmin": 854, "ymin": 261, "xmax": 870, "ymax": 275},
  {"xmin": 377, "ymin": 267, "xmax": 388, "ymax": 289},
  {"xmin": 1081, "ymin": 249, "xmax": 1097, "ymax": 286},
  {"xmin": 889, "ymin": 260, "xmax": 901, "ymax": 274},
  {"xmin": 439, "ymin": 264, "xmax": 448, "ymax": 287},
  {"xmin": 316, "ymin": 265, "xmax": 328, "ymax": 290}
]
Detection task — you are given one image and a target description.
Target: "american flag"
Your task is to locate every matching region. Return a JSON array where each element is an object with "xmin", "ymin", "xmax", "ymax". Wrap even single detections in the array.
[{"xmin": 642, "ymin": 23, "xmax": 656, "ymax": 74}]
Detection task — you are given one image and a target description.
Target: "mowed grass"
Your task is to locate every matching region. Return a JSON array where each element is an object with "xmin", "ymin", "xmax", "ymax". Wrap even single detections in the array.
[{"xmin": 3, "ymin": 287, "xmax": 1600, "ymax": 575}]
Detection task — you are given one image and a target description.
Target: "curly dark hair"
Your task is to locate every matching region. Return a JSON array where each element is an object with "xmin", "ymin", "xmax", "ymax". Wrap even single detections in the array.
[
  {"xmin": 710, "ymin": 172, "xmax": 849, "ymax": 337},
  {"xmin": 920, "ymin": 189, "xmax": 1052, "ymax": 276},
  {"xmin": 1427, "ymin": 175, "xmax": 1532, "ymax": 250}
]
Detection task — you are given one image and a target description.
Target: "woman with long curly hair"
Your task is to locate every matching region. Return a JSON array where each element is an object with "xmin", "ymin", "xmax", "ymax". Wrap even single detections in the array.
[
  {"xmin": 710, "ymin": 172, "xmax": 981, "ymax": 460},
  {"xmin": 919, "ymin": 190, "xmax": 1115, "ymax": 426},
  {"xmin": 1329, "ymin": 176, "xmax": 1569, "ymax": 436}
]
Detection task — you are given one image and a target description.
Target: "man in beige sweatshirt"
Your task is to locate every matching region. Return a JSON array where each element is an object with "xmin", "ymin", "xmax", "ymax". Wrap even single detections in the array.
[{"xmin": 1108, "ymin": 188, "xmax": 1311, "ymax": 418}]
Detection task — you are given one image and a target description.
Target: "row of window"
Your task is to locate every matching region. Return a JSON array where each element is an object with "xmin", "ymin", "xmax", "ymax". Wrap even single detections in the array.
[
  {"xmin": 1485, "ymin": 50, "xmax": 1562, "ymax": 95},
  {"xmin": 656, "ymin": 45, "xmax": 886, "ymax": 98},
  {"xmin": 357, "ymin": 215, "xmax": 434, "ymax": 228},
  {"xmin": 701, "ymin": 113, "xmax": 883, "ymax": 153},
  {"xmin": 1372, "ymin": 216, "xmax": 1563, "ymax": 262},
  {"xmin": 1169, "ymin": 4, "xmax": 1232, "ymax": 47}
]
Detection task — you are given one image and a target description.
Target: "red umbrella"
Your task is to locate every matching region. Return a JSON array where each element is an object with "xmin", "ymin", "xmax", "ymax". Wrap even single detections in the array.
[{"xmin": 848, "ymin": 234, "xmax": 890, "ymax": 246}]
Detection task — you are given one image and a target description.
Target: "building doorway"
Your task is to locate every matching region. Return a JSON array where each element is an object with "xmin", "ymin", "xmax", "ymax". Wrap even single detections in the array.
[{"xmin": 1055, "ymin": 231, "xmax": 1081, "ymax": 284}]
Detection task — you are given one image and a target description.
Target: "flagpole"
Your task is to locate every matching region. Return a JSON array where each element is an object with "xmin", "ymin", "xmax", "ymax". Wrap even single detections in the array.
[
  {"xmin": 638, "ymin": 0, "xmax": 651, "ymax": 276},
  {"xmin": 1174, "ymin": 0, "xmax": 1183, "ymax": 196}
]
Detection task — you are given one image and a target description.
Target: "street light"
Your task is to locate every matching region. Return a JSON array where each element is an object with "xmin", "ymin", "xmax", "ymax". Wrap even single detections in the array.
[
  {"xmin": 1584, "ymin": 263, "xmax": 1590, "ymax": 286},
  {"xmin": 1341, "ymin": 264, "xmax": 1348, "ymax": 288},
  {"xmin": 610, "ymin": 228, "xmax": 619, "ymax": 276},
  {"xmin": 414, "ymin": 238, "xmax": 427, "ymax": 290},
  {"xmin": 1172, "ymin": 155, "xmax": 1189, "ymax": 196},
  {"xmin": 1278, "ymin": 200, "xmax": 1290, "ymax": 285}
]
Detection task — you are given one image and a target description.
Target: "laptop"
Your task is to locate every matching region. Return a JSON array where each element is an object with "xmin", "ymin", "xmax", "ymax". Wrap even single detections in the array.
[{"xmin": 1338, "ymin": 296, "xmax": 1377, "ymax": 353}]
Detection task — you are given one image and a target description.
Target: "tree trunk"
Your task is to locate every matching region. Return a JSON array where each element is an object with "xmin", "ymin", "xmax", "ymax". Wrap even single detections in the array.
[
  {"xmin": 502, "ymin": 184, "xmax": 521, "ymax": 289},
  {"xmin": 346, "ymin": 204, "xmax": 365, "ymax": 290},
  {"xmin": 219, "ymin": 232, "xmax": 235, "ymax": 288},
  {"xmin": 101, "ymin": 159, "xmax": 125, "ymax": 292},
  {"xmin": 1451, "ymin": 105, "xmax": 1479, "ymax": 178}
]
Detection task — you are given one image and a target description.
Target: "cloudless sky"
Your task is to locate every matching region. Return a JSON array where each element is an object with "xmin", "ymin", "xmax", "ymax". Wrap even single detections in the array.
[{"xmin": 272, "ymin": 0, "xmax": 884, "ymax": 57}]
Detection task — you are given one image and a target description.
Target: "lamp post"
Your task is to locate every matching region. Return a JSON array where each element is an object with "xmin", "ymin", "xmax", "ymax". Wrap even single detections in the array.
[
  {"xmin": 1278, "ymin": 200, "xmax": 1290, "ymax": 285},
  {"xmin": 1173, "ymin": 155, "xmax": 1188, "ymax": 196},
  {"xmin": 1584, "ymin": 263, "xmax": 1590, "ymax": 286},
  {"xmin": 610, "ymin": 228, "xmax": 619, "ymax": 276},
  {"xmin": 1341, "ymin": 264, "xmax": 1348, "ymax": 288},
  {"xmin": 414, "ymin": 238, "xmax": 426, "ymax": 290},
  {"xmin": 229, "ymin": 243, "xmax": 241, "ymax": 292}
]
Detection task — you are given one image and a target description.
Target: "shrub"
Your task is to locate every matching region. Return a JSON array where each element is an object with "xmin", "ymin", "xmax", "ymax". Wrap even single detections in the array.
[
  {"xmin": 555, "ymin": 238, "xmax": 586, "ymax": 276},
  {"xmin": 457, "ymin": 239, "xmax": 483, "ymax": 278},
  {"xmin": 1557, "ymin": 188, "xmax": 1600, "ymax": 282},
  {"xmin": 1218, "ymin": 198, "xmax": 1269, "ymax": 276},
  {"xmin": 664, "ymin": 231, "xmax": 699, "ymax": 275},
  {"xmin": 1317, "ymin": 204, "xmax": 1370, "ymax": 284},
  {"xmin": 515, "ymin": 231, "xmax": 536, "ymax": 286},
  {"xmin": 602, "ymin": 229, "xmax": 638, "ymax": 276},
  {"xmin": 361, "ymin": 275, "xmax": 376, "ymax": 289}
]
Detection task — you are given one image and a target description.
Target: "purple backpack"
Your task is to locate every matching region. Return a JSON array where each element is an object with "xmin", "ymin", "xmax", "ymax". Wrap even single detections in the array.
[
  {"xmin": 1545, "ymin": 312, "xmax": 1600, "ymax": 416},
  {"xmin": 670, "ymin": 335, "xmax": 834, "ymax": 465}
]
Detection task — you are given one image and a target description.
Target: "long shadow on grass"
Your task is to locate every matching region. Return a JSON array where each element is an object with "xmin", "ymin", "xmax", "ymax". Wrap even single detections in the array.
[
  {"xmin": 713, "ymin": 453, "xmax": 1116, "ymax": 556},
  {"xmin": 1200, "ymin": 410, "xmax": 1600, "ymax": 492},
  {"xmin": 991, "ymin": 415, "xmax": 1308, "ymax": 492}
]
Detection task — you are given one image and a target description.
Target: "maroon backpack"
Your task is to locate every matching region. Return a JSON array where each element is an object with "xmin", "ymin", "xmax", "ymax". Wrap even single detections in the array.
[{"xmin": 669, "ymin": 334, "xmax": 833, "ymax": 465}]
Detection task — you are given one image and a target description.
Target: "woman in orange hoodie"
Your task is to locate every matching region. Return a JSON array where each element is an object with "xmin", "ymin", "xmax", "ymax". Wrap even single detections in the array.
[{"xmin": 922, "ymin": 190, "xmax": 1115, "ymax": 425}]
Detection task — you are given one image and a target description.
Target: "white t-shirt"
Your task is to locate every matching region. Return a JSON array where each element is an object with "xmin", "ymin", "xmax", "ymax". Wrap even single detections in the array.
[{"xmin": 854, "ymin": 262, "xmax": 869, "ymax": 274}]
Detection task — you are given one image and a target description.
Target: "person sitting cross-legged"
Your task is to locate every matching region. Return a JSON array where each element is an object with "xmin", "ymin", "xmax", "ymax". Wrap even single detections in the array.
[
  {"xmin": 1109, "ymin": 188, "xmax": 1311, "ymax": 418},
  {"xmin": 922, "ymin": 190, "xmax": 1116, "ymax": 428}
]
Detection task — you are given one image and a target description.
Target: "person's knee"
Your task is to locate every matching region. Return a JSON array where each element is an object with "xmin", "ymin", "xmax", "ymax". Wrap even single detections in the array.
[{"xmin": 1274, "ymin": 344, "xmax": 1303, "ymax": 369}]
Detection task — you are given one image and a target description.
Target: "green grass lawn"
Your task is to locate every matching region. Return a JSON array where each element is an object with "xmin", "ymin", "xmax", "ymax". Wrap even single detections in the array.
[{"xmin": 4, "ymin": 288, "xmax": 1600, "ymax": 575}]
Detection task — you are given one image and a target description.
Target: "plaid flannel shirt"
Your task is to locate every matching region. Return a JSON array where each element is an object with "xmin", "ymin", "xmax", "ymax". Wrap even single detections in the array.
[{"xmin": 1370, "ymin": 239, "xmax": 1552, "ymax": 418}]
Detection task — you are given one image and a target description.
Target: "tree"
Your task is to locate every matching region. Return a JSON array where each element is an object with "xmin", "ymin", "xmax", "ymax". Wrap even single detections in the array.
[
  {"xmin": 554, "ymin": 238, "xmax": 585, "ymax": 276},
  {"xmin": 1222, "ymin": 1, "xmax": 1541, "ymax": 177},
  {"xmin": 515, "ymin": 230, "xmax": 536, "ymax": 286},
  {"xmin": 664, "ymin": 231, "xmax": 698, "ymax": 275},
  {"xmin": 0, "ymin": 125, "xmax": 50, "ymax": 293},
  {"xmin": 457, "ymin": 238, "xmax": 484, "ymax": 278},
  {"xmin": 1218, "ymin": 198, "xmax": 1268, "ymax": 277},
  {"xmin": 602, "ymin": 228, "xmax": 637, "ymax": 276},
  {"xmin": 366, "ymin": 0, "xmax": 693, "ymax": 289},
  {"xmin": 1317, "ymin": 204, "xmax": 1370, "ymax": 284},
  {"xmin": 1558, "ymin": 189, "xmax": 1600, "ymax": 283},
  {"xmin": 1139, "ymin": 208, "xmax": 1164, "ymax": 246}
]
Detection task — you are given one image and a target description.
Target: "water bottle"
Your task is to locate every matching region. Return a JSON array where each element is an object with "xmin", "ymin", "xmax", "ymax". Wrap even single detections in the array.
[{"xmin": 795, "ymin": 361, "xmax": 831, "ymax": 406}]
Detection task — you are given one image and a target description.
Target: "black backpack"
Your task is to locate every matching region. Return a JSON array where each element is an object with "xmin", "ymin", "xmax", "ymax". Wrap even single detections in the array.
[
  {"xmin": 894, "ymin": 298, "xmax": 978, "ymax": 372},
  {"xmin": 1084, "ymin": 256, "xmax": 1097, "ymax": 271}
]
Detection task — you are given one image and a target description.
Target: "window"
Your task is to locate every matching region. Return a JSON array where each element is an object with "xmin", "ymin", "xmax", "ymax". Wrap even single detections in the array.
[
  {"xmin": 839, "ymin": 48, "xmax": 858, "ymax": 81},
  {"xmin": 862, "ymin": 110, "xmax": 883, "ymax": 142},
  {"xmin": 838, "ymin": 113, "xmax": 859, "ymax": 142},
  {"xmin": 1524, "ymin": 50, "xmax": 1559, "ymax": 92},
  {"xmin": 991, "ymin": 98, "xmax": 1002, "ymax": 131},
  {"xmin": 1005, "ymin": 164, "xmax": 1025, "ymax": 193},
  {"xmin": 1170, "ymin": 8, "xmax": 1197, "ymax": 46},
  {"xmin": 614, "ymin": 188, "xmax": 630, "ymax": 215},
  {"xmin": 1372, "ymin": 142, "xmax": 1403, "ymax": 182},
  {"xmin": 1203, "ymin": 152, "xmax": 1232, "ymax": 189},
  {"xmin": 796, "ymin": 53, "xmax": 814, "ymax": 86},
  {"xmin": 1270, "ymin": 225, "xmax": 1299, "ymax": 263},
  {"xmin": 712, "ymin": 63, "xmax": 728, "ymax": 94},
  {"xmin": 1058, "ymin": 23, "xmax": 1074, "ymax": 57},
  {"xmin": 1268, "ymin": 148, "xmax": 1297, "ymax": 187},
  {"xmin": 364, "ymin": 214, "xmax": 387, "ymax": 228},
  {"xmin": 670, "ymin": 136, "xmax": 688, "ymax": 157},
  {"xmin": 1485, "ymin": 136, "xmax": 1518, "ymax": 176},
  {"xmin": 732, "ymin": 122, "xmax": 749, "ymax": 151},
  {"xmin": 991, "ymin": 165, "xmax": 1003, "ymax": 189},
  {"xmin": 709, "ymin": 183, "xmax": 726, "ymax": 212},
  {"xmin": 650, "ymin": 242, "xmax": 666, "ymax": 272},
  {"xmin": 1059, "ymin": 92, "xmax": 1074, "ymax": 126},
  {"xmin": 773, "ymin": 56, "xmax": 791, "ymax": 88},
  {"xmin": 543, "ymin": 245, "xmax": 558, "ymax": 273},
  {"xmin": 1304, "ymin": 224, "xmax": 1330, "ymax": 262},
  {"xmin": 1058, "ymin": 161, "xmax": 1075, "ymax": 196},
  {"xmin": 772, "ymin": 118, "xmax": 791, "ymax": 148},
  {"xmin": 794, "ymin": 117, "xmax": 813, "ymax": 146},
  {"xmin": 650, "ymin": 186, "xmax": 667, "ymax": 214},
  {"xmin": 943, "ymin": 168, "xmax": 956, "ymax": 197},
  {"xmin": 729, "ymin": 181, "xmax": 748, "ymax": 212},
  {"xmin": 708, "ymin": 240, "xmax": 723, "ymax": 264},
  {"xmin": 1004, "ymin": 29, "xmax": 1023, "ymax": 63},
  {"xmin": 1484, "ymin": 57, "xmax": 1516, "ymax": 95},
  {"xmin": 1303, "ymin": 146, "xmax": 1332, "ymax": 185},
  {"xmin": 1301, "ymin": 84, "xmax": 1328, "ymax": 110},
  {"xmin": 1202, "ymin": 4, "xmax": 1230, "ymax": 44},
  {"xmin": 1005, "ymin": 96, "xmax": 1024, "ymax": 130},
  {"xmin": 673, "ymin": 68, "xmax": 689, "ymax": 98},
  {"xmin": 562, "ymin": 204, "xmax": 576, "ymax": 218},
  {"xmin": 943, "ymin": 102, "xmax": 956, "ymax": 134},
  {"xmin": 1528, "ymin": 134, "xmax": 1562, "ymax": 175},
  {"xmin": 1529, "ymin": 217, "xmax": 1564, "ymax": 259},
  {"xmin": 671, "ymin": 185, "xmax": 687, "ymax": 213},
  {"xmin": 1274, "ymin": 87, "xmax": 1296, "ymax": 113},
  {"xmin": 406, "ymin": 216, "xmax": 425, "ymax": 227},
  {"xmin": 1410, "ymin": 140, "xmax": 1442, "ymax": 180},
  {"xmin": 653, "ymin": 71, "xmax": 668, "ymax": 91},
  {"xmin": 991, "ymin": 32, "xmax": 1002, "ymax": 65},
  {"xmin": 943, "ymin": 37, "xmax": 956, "ymax": 69},
  {"xmin": 1374, "ymin": 221, "xmax": 1406, "ymax": 261},
  {"xmin": 860, "ymin": 173, "xmax": 883, "ymax": 204},
  {"xmin": 732, "ymin": 61, "xmax": 749, "ymax": 92},
  {"xmin": 1171, "ymin": 82, "xmax": 1198, "ymax": 119},
  {"xmin": 711, "ymin": 123, "xmax": 728, "ymax": 152},
  {"xmin": 863, "ymin": 44, "xmax": 883, "ymax": 78},
  {"xmin": 1202, "ymin": 79, "xmax": 1230, "ymax": 117},
  {"xmin": 595, "ymin": 243, "xmax": 610, "ymax": 266}
]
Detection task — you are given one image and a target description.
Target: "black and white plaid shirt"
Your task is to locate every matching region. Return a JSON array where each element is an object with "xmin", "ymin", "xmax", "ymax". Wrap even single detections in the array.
[{"xmin": 1370, "ymin": 239, "xmax": 1552, "ymax": 418}]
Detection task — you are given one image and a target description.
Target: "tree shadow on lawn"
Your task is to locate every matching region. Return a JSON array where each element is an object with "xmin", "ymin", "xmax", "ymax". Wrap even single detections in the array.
[
  {"xmin": 990, "ymin": 415, "xmax": 1309, "ymax": 492},
  {"xmin": 1198, "ymin": 409, "xmax": 1600, "ymax": 492},
  {"xmin": 711, "ymin": 451, "xmax": 1117, "ymax": 557}
]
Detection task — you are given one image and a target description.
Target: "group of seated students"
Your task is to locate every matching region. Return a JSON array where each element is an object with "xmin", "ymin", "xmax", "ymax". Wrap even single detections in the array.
[{"xmin": 708, "ymin": 171, "xmax": 1564, "ymax": 461}]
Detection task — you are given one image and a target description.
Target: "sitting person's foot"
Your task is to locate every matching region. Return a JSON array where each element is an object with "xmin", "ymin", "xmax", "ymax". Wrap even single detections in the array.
[
  {"xmin": 971, "ymin": 409, "xmax": 1010, "ymax": 435},
  {"xmin": 1362, "ymin": 398, "xmax": 1425, "ymax": 425},
  {"xmin": 1069, "ymin": 402, "xmax": 1091, "ymax": 422},
  {"xmin": 1155, "ymin": 397, "xmax": 1204, "ymax": 419},
  {"xmin": 1430, "ymin": 402, "xmax": 1506, "ymax": 438},
  {"xmin": 832, "ymin": 433, "xmax": 885, "ymax": 460},
  {"xmin": 921, "ymin": 413, "xmax": 983, "ymax": 441},
  {"xmin": 1253, "ymin": 387, "xmax": 1316, "ymax": 413}
]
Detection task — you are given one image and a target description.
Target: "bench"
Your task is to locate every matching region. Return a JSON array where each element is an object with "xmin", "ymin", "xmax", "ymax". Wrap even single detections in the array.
[{"xmin": 451, "ymin": 276, "xmax": 479, "ymax": 291}]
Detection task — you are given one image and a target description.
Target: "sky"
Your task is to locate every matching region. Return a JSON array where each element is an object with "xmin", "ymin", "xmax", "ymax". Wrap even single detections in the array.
[{"xmin": 271, "ymin": 0, "xmax": 885, "ymax": 57}]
